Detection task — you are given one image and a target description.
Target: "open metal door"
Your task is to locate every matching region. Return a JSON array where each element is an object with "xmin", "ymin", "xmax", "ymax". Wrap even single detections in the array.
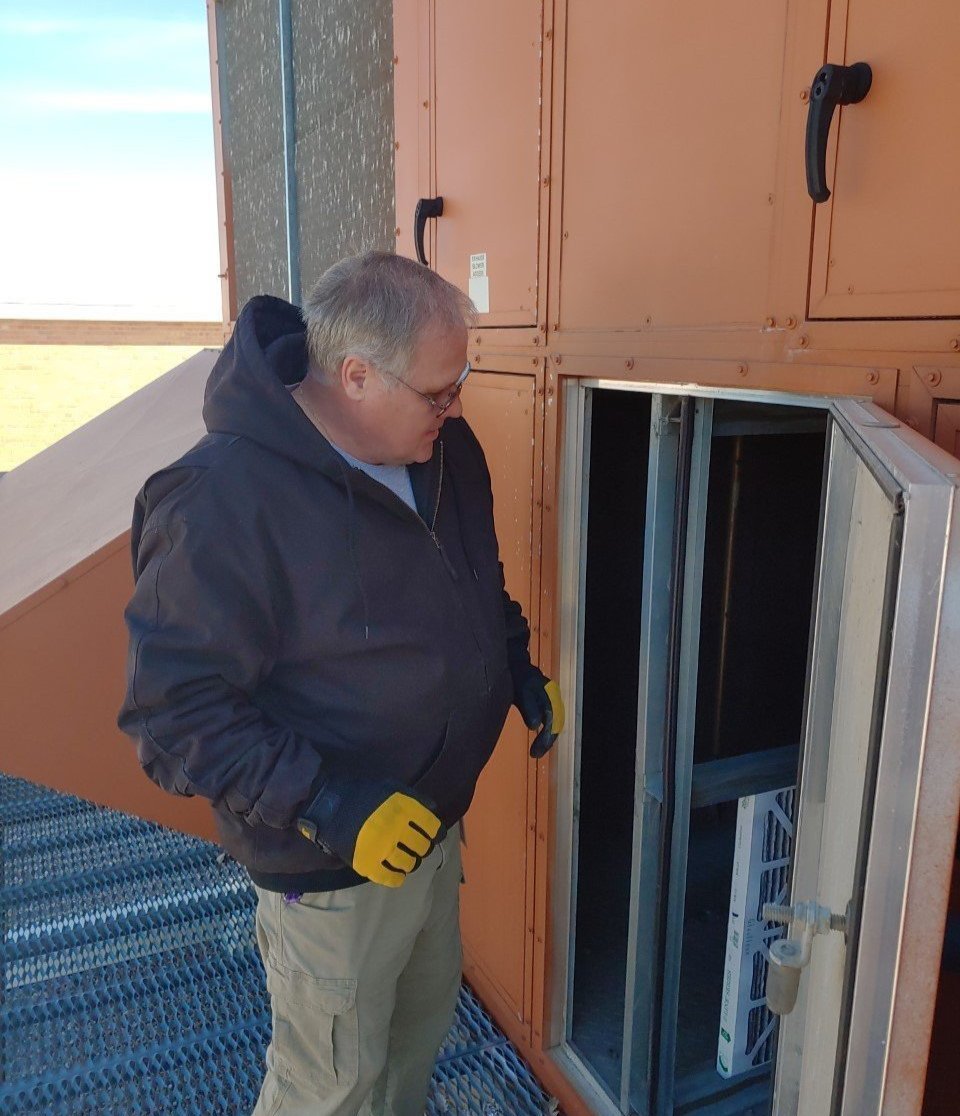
[{"xmin": 773, "ymin": 400, "xmax": 960, "ymax": 1116}]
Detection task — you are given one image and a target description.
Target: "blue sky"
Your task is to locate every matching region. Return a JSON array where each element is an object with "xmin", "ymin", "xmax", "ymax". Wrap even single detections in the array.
[{"xmin": 0, "ymin": 1, "xmax": 220, "ymax": 320}]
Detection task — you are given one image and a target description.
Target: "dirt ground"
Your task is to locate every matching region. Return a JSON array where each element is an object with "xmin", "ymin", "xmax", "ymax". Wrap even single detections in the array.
[{"xmin": 0, "ymin": 345, "xmax": 206, "ymax": 472}]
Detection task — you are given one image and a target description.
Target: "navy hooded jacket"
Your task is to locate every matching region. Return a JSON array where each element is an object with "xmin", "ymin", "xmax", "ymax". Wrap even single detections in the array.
[{"xmin": 119, "ymin": 295, "xmax": 531, "ymax": 892}]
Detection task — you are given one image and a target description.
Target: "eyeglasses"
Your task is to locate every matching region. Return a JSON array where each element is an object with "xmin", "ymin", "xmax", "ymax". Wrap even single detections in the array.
[{"xmin": 378, "ymin": 361, "xmax": 471, "ymax": 417}]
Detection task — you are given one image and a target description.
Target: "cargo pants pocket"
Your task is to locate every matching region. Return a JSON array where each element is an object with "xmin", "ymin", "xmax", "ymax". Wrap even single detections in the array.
[{"xmin": 265, "ymin": 962, "xmax": 360, "ymax": 1091}]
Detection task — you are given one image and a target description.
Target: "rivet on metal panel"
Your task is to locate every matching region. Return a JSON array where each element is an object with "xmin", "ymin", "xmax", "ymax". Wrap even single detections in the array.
[
  {"xmin": 553, "ymin": 355, "xmax": 562, "ymax": 365},
  {"xmin": 393, "ymin": 55, "xmax": 399, "ymax": 65},
  {"xmin": 786, "ymin": 315, "xmax": 798, "ymax": 329},
  {"xmin": 767, "ymin": 194, "xmax": 775, "ymax": 205},
  {"xmin": 553, "ymin": 322, "xmax": 560, "ymax": 331},
  {"xmin": 394, "ymin": 140, "xmax": 400, "ymax": 150},
  {"xmin": 474, "ymin": 354, "xmax": 481, "ymax": 364},
  {"xmin": 625, "ymin": 358, "xmax": 635, "ymax": 370},
  {"xmin": 395, "ymin": 227, "xmax": 401, "ymax": 237},
  {"xmin": 422, "ymin": 99, "xmax": 429, "ymax": 109},
  {"xmin": 542, "ymin": 175, "xmax": 551, "ymax": 187},
  {"xmin": 537, "ymin": 387, "xmax": 545, "ymax": 396},
  {"xmin": 764, "ymin": 316, "xmax": 776, "ymax": 328},
  {"xmin": 800, "ymin": 88, "xmax": 810, "ymax": 102},
  {"xmin": 539, "ymin": 323, "xmax": 546, "ymax": 332},
  {"xmin": 545, "ymin": 28, "xmax": 553, "ymax": 39},
  {"xmin": 829, "ymin": 258, "xmax": 836, "ymax": 267},
  {"xmin": 562, "ymin": 231, "xmax": 569, "ymax": 240},
  {"xmin": 798, "ymin": 335, "xmax": 810, "ymax": 348},
  {"xmin": 644, "ymin": 315, "xmax": 652, "ymax": 326},
  {"xmin": 950, "ymin": 339, "xmax": 960, "ymax": 351},
  {"xmin": 847, "ymin": 284, "xmax": 855, "ymax": 294},
  {"xmin": 737, "ymin": 363, "xmax": 748, "ymax": 376},
  {"xmin": 866, "ymin": 370, "xmax": 880, "ymax": 385},
  {"xmin": 926, "ymin": 370, "xmax": 943, "ymax": 386},
  {"xmin": 532, "ymin": 358, "xmax": 539, "ymax": 366},
  {"xmin": 475, "ymin": 335, "xmax": 482, "ymax": 343},
  {"xmin": 533, "ymin": 335, "xmax": 540, "ymax": 345}
]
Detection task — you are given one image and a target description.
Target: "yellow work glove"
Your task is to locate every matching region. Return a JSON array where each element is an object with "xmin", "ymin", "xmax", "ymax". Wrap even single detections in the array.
[
  {"xmin": 515, "ymin": 667, "xmax": 566, "ymax": 758},
  {"xmin": 296, "ymin": 773, "xmax": 444, "ymax": 888}
]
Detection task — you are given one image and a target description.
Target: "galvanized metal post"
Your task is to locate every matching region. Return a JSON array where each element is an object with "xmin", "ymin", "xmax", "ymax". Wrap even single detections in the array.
[
  {"xmin": 207, "ymin": 0, "xmax": 236, "ymax": 327},
  {"xmin": 278, "ymin": 0, "xmax": 300, "ymax": 305}
]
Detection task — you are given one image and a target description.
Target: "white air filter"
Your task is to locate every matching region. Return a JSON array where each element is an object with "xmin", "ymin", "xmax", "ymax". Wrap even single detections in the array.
[{"xmin": 717, "ymin": 786, "xmax": 795, "ymax": 1079}]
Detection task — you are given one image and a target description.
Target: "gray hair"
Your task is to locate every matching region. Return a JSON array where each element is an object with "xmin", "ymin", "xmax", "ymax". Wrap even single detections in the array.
[{"xmin": 302, "ymin": 251, "xmax": 475, "ymax": 384}]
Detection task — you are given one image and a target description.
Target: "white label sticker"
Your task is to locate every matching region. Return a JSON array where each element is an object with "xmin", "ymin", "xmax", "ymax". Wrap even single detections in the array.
[
  {"xmin": 470, "ymin": 252, "xmax": 487, "ymax": 278},
  {"xmin": 469, "ymin": 275, "xmax": 490, "ymax": 314}
]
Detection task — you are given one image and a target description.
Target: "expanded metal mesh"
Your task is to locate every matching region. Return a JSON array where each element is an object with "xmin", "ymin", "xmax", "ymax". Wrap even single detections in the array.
[{"xmin": 0, "ymin": 774, "xmax": 554, "ymax": 1115}]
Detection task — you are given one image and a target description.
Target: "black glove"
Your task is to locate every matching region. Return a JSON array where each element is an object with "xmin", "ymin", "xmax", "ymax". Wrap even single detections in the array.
[
  {"xmin": 514, "ymin": 666, "xmax": 566, "ymax": 758},
  {"xmin": 296, "ymin": 769, "xmax": 444, "ymax": 888}
]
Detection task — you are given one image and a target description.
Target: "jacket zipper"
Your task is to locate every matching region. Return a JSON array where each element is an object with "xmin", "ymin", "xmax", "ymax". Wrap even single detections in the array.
[
  {"xmin": 428, "ymin": 441, "xmax": 444, "ymax": 543},
  {"xmin": 426, "ymin": 445, "xmax": 459, "ymax": 581},
  {"xmin": 346, "ymin": 439, "xmax": 492, "ymax": 691},
  {"xmin": 423, "ymin": 441, "xmax": 490, "ymax": 691}
]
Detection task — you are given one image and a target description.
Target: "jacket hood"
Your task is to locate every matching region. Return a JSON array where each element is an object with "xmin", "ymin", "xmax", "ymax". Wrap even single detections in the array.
[{"xmin": 203, "ymin": 295, "xmax": 332, "ymax": 472}]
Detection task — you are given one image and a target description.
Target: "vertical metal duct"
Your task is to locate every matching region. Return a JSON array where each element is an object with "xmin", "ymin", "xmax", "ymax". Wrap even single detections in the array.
[{"xmin": 278, "ymin": 0, "xmax": 300, "ymax": 304}]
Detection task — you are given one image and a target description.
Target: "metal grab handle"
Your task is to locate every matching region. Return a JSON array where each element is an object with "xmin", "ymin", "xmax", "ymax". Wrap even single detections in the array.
[
  {"xmin": 805, "ymin": 62, "xmax": 872, "ymax": 203},
  {"xmin": 414, "ymin": 197, "xmax": 443, "ymax": 265}
]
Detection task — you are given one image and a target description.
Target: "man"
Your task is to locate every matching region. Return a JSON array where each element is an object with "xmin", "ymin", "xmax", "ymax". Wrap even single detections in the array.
[{"xmin": 119, "ymin": 251, "xmax": 564, "ymax": 1115}]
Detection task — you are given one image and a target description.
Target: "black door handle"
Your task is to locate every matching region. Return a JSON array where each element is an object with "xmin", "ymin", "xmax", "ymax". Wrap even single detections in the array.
[
  {"xmin": 414, "ymin": 197, "xmax": 443, "ymax": 265},
  {"xmin": 805, "ymin": 62, "xmax": 872, "ymax": 203}
]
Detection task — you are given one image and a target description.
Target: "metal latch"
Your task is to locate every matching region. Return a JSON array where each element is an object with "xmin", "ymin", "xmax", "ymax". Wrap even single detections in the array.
[{"xmin": 761, "ymin": 900, "xmax": 849, "ymax": 1015}]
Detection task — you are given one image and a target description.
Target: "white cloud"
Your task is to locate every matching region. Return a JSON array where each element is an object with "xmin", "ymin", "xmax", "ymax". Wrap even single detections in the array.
[
  {"xmin": 0, "ymin": 17, "xmax": 97, "ymax": 33},
  {"xmin": 0, "ymin": 17, "xmax": 207, "ymax": 67},
  {"xmin": 0, "ymin": 17, "xmax": 204, "ymax": 43},
  {"xmin": 2, "ymin": 89, "xmax": 211, "ymax": 114},
  {"xmin": 0, "ymin": 169, "xmax": 222, "ymax": 320}
]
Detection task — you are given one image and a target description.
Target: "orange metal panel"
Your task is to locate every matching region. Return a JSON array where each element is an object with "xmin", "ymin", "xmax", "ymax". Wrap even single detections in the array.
[
  {"xmin": 432, "ymin": 0, "xmax": 542, "ymax": 326},
  {"xmin": 0, "ymin": 546, "xmax": 216, "ymax": 841},
  {"xmin": 459, "ymin": 372, "xmax": 539, "ymax": 1031},
  {"xmin": 766, "ymin": 0, "xmax": 832, "ymax": 340},
  {"xmin": 390, "ymin": 5, "xmax": 960, "ymax": 1107},
  {"xmin": 515, "ymin": 352, "xmax": 898, "ymax": 411},
  {"xmin": 532, "ymin": 360, "xmax": 562, "ymax": 1053},
  {"xmin": 392, "ymin": 0, "xmax": 431, "ymax": 262},
  {"xmin": 809, "ymin": 0, "xmax": 960, "ymax": 319},
  {"xmin": 0, "ymin": 321, "xmax": 222, "ymax": 345},
  {"xmin": 897, "ymin": 365, "xmax": 960, "ymax": 443},
  {"xmin": 934, "ymin": 404, "xmax": 960, "ymax": 459},
  {"xmin": 526, "ymin": 356, "xmax": 548, "ymax": 1036},
  {"xmin": 0, "ymin": 351, "xmax": 215, "ymax": 834},
  {"xmin": 556, "ymin": 0, "xmax": 790, "ymax": 333}
]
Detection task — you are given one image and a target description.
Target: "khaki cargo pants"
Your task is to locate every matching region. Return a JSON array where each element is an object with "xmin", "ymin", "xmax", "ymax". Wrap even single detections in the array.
[{"xmin": 251, "ymin": 827, "xmax": 462, "ymax": 1116}]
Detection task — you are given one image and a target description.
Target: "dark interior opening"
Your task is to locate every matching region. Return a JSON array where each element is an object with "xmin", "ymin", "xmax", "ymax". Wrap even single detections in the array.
[
  {"xmin": 570, "ymin": 393, "xmax": 828, "ymax": 1112},
  {"xmin": 694, "ymin": 415, "xmax": 826, "ymax": 764},
  {"xmin": 676, "ymin": 404, "xmax": 827, "ymax": 1110},
  {"xmin": 570, "ymin": 389, "xmax": 651, "ymax": 1095}
]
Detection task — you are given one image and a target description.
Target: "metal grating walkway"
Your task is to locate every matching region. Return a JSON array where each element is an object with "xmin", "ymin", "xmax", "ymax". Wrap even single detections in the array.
[{"xmin": 0, "ymin": 774, "xmax": 555, "ymax": 1116}]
